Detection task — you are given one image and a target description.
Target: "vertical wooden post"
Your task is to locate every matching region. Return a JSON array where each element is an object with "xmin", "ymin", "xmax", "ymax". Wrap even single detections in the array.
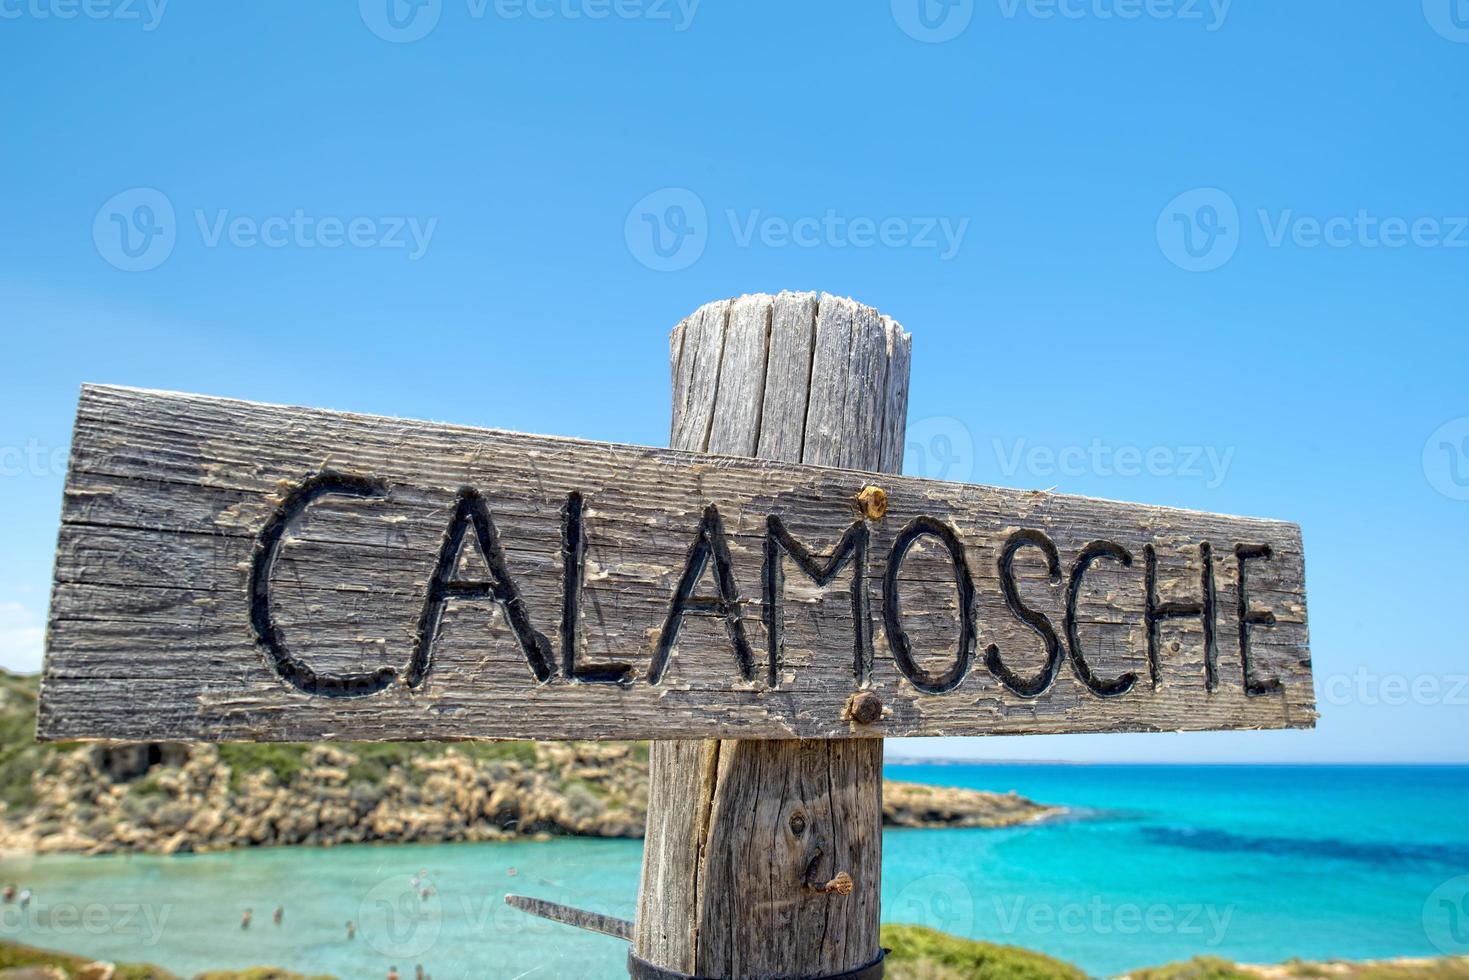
[{"xmin": 634, "ymin": 292, "xmax": 912, "ymax": 978}]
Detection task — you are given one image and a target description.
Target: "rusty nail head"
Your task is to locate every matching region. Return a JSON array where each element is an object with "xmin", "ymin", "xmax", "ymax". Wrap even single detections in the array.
[
  {"xmin": 857, "ymin": 485, "xmax": 887, "ymax": 522},
  {"xmin": 815, "ymin": 871, "xmax": 854, "ymax": 896},
  {"xmin": 847, "ymin": 691, "xmax": 883, "ymax": 725}
]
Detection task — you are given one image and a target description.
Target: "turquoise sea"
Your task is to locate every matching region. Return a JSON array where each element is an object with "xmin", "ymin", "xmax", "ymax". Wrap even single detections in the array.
[{"xmin": 1, "ymin": 764, "xmax": 1467, "ymax": 978}]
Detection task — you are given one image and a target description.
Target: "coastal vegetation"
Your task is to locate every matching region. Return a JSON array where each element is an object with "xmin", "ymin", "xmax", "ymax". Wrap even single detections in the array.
[
  {"xmin": 3, "ymin": 931, "xmax": 1466, "ymax": 980},
  {"xmin": 0, "ymin": 933, "xmax": 297, "ymax": 979},
  {"xmin": 882, "ymin": 924, "xmax": 1087, "ymax": 979},
  {"xmin": 1123, "ymin": 955, "xmax": 1469, "ymax": 979},
  {"xmin": 0, "ymin": 672, "xmax": 1054, "ymax": 855}
]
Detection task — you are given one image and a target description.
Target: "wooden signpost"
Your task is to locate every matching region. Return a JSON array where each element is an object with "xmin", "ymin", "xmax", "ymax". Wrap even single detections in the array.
[{"xmin": 39, "ymin": 292, "xmax": 1315, "ymax": 979}]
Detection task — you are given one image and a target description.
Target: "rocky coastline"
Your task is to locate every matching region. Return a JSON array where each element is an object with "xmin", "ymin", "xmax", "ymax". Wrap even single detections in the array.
[
  {"xmin": 0, "ymin": 740, "xmax": 1058, "ymax": 856},
  {"xmin": 0, "ymin": 670, "xmax": 1058, "ymax": 857}
]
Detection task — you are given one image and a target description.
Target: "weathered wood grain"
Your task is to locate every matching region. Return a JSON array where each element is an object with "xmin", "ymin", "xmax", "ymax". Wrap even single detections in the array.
[
  {"xmin": 39, "ymin": 357, "xmax": 1314, "ymax": 743},
  {"xmin": 504, "ymin": 894, "xmax": 634, "ymax": 941},
  {"xmin": 756, "ymin": 292, "xmax": 818, "ymax": 464},
  {"xmin": 636, "ymin": 292, "xmax": 891, "ymax": 978}
]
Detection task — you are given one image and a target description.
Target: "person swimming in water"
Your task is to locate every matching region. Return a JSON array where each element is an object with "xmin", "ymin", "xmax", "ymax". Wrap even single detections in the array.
[
  {"xmin": 273, "ymin": 906, "xmax": 283, "ymax": 925},
  {"xmin": 345, "ymin": 920, "xmax": 356, "ymax": 940},
  {"xmin": 241, "ymin": 908, "xmax": 252, "ymax": 929},
  {"xmin": 387, "ymin": 967, "xmax": 400, "ymax": 980}
]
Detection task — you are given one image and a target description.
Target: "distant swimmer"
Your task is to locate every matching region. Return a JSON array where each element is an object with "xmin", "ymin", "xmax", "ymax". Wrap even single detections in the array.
[
  {"xmin": 18, "ymin": 889, "xmax": 31, "ymax": 910},
  {"xmin": 345, "ymin": 920, "xmax": 356, "ymax": 940},
  {"xmin": 241, "ymin": 908, "xmax": 252, "ymax": 929},
  {"xmin": 273, "ymin": 906, "xmax": 283, "ymax": 925},
  {"xmin": 388, "ymin": 967, "xmax": 400, "ymax": 980},
  {"xmin": 506, "ymin": 867, "xmax": 518, "ymax": 877},
  {"xmin": 2, "ymin": 885, "xmax": 14, "ymax": 902},
  {"xmin": 415, "ymin": 967, "xmax": 424, "ymax": 980}
]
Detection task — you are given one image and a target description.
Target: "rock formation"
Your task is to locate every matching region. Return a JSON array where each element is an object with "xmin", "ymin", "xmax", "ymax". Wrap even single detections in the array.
[{"xmin": 0, "ymin": 739, "xmax": 1056, "ymax": 856}]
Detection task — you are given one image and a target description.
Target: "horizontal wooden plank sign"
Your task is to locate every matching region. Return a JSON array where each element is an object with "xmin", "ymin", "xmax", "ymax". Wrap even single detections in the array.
[{"xmin": 40, "ymin": 385, "xmax": 1315, "ymax": 742}]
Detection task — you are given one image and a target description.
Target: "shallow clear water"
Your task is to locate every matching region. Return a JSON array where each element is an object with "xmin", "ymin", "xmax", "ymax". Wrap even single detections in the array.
[
  {"xmin": 0, "ymin": 764, "xmax": 1465, "ymax": 978},
  {"xmin": 881, "ymin": 764, "xmax": 1469, "ymax": 975}
]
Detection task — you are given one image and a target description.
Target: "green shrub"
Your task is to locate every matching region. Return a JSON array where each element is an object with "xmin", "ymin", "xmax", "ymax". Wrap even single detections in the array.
[
  {"xmin": 0, "ymin": 935, "xmax": 178, "ymax": 978},
  {"xmin": 131, "ymin": 775, "xmax": 167, "ymax": 797},
  {"xmin": 1129, "ymin": 956, "xmax": 1256, "ymax": 980},
  {"xmin": 881, "ymin": 923, "xmax": 1086, "ymax": 980},
  {"xmin": 0, "ymin": 673, "xmax": 46, "ymax": 811},
  {"xmin": 215, "ymin": 744, "xmax": 308, "ymax": 788}
]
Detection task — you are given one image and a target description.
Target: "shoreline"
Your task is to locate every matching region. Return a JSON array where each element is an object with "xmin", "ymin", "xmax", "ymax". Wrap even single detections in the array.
[
  {"xmin": 0, "ymin": 802, "xmax": 1073, "ymax": 862},
  {"xmin": 0, "ymin": 741, "xmax": 1061, "ymax": 858}
]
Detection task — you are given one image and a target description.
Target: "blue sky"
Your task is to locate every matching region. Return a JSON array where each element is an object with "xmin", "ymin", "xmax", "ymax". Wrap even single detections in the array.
[{"xmin": 2, "ymin": 1, "xmax": 1465, "ymax": 762}]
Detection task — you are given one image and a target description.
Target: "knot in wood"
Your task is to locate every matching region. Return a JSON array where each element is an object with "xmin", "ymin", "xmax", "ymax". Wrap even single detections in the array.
[
  {"xmin": 856, "ymin": 485, "xmax": 888, "ymax": 522},
  {"xmin": 846, "ymin": 691, "xmax": 883, "ymax": 726}
]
